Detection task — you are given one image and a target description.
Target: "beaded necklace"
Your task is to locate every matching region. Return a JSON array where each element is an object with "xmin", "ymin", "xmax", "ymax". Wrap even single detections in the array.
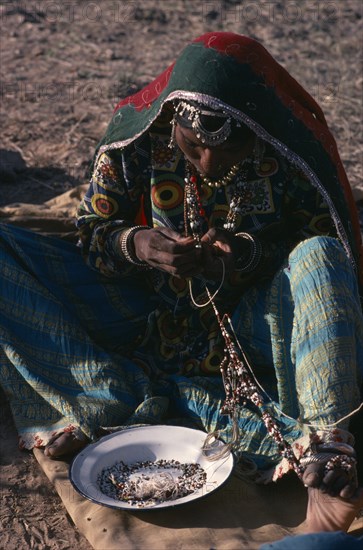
[
  {"xmin": 184, "ymin": 158, "xmax": 253, "ymax": 238},
  {"xmin": 184, "ymin": 160, "xmax": 304, "ymax": 477},
  {"xmin": 200, "ymin": 162, "xmax": 240, "ymax": 188}
]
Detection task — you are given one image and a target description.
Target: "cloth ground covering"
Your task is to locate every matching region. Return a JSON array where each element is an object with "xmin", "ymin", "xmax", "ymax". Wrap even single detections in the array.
[{"xmin": 33, "ymin": 447, "xmax": 363, "ymax": 550}]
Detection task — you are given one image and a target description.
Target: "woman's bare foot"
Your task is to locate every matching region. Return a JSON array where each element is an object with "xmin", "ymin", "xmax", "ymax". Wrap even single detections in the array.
[
  {"xmin": 302, "ymin": 461, "xmax": 357, "ymax": 498},
  {"xmin": 306, "ymin": 486, "xmax": 363, "ymax": 532},
  {"xmin": 44, "ymin": 432, "xmax": 88, "ymax": 458},
  {"xmin": 301, "ymin": 456, "xmax": 363, "ymax": 532}
]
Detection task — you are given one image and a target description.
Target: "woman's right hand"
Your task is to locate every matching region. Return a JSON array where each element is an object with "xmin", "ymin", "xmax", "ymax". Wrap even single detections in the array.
[{"xmin": 132, "ymin": 227, "xmax": 203, "ymax": 278}]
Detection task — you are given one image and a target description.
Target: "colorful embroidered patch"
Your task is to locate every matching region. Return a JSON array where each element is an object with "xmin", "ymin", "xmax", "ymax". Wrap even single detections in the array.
[
  {"xmin": 151, "ymin": 178, "xmax": 184, "ymax": 211},
  {"xmin": 94, "ymin": 153, "xmax": 125, "ymax": 195},
  {"xmin": 100, "ymin": 157, "xmax": 119, "ymax": 180},
  {"xmin": 255, "ymin": 157, "xmax": 279, "ymax": 177},
  {"xmin": 91, "ymin": 194, "xmax": 118, "ymax": 218},
  {"xmin": 236, "ymin": 178, "xmax": 275, "ymax": 215},
  {"xmin": 200, "ymin": 347, "xmax": 224, "ymax": 374},
  {"xmin": 151, "ymin": 133, "xmax": 180, "ymax": 171}
]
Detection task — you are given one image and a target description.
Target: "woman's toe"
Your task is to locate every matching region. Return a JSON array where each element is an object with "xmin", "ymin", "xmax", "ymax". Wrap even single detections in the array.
[{"xmin": 44, "ymin": 432, "xmax": 87, "ymax": 458}]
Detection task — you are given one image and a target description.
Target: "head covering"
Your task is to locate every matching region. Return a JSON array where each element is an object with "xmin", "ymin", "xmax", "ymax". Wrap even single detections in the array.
[{"xmin": 95, "ymin": 32, "xmax": 363, "ymax": 283}]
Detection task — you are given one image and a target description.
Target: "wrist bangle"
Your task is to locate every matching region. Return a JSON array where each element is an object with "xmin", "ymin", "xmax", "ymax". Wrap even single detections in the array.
[
  {"xmin": 234, "ymin": 232, "xmax": 263, "ymax": 273},
  {"xmin": 119, "ymin": 226, "xmax": 151, "ymax": 268}
]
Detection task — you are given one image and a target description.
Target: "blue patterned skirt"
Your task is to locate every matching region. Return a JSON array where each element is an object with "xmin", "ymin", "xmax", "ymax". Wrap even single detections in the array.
[{"xmin": 1, "ymin": 223, "xmax": 362, "ymax": 472}]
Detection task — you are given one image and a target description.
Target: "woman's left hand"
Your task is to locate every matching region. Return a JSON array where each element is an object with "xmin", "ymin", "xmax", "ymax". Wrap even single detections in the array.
[{"xmin": 200, "ymin": 228, "xmax": 236, "ymax": 280}]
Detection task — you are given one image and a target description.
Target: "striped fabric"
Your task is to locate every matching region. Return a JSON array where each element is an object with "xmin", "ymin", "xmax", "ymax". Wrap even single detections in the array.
[{"xmin": 1, "ymin": 223, "xmax": 361, "ymax": 473}]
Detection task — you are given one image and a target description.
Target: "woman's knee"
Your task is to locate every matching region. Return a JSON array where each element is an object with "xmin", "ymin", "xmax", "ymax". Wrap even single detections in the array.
[
  {"xmin": 288, "ymin": 236, "xmax": 356, "ymax": 278},
  {"xmin": 289, "ymin": 236, "xmax": 344, "ymax": 264}
]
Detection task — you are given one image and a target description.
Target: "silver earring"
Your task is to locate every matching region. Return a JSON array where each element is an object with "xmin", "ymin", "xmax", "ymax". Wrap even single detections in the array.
[{"xmin": 168, "ymin": 115, "xmax": 177, "ymax": 149}]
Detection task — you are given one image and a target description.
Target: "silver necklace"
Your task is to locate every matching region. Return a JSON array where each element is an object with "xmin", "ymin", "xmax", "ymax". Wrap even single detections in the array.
[{"xmin": 184, "ymin": 158, "xmax": 252, "ymax": 238}]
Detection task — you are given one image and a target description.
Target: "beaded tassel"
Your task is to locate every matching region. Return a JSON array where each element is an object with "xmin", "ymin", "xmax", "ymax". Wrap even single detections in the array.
[
  {"xmin": 184, "ymin": 160, "xmax": 304, "ymax": 477},
  {"xmin": 209, "ymin": 293, "xmax": 304, "ymax": 478},
  {"xmin": 184, "ymin": 167, "xmax": 206, "ymax": 247},
  {"xmin": 223, "ymin": 161, "xmax": 252, "ymax": 232}
]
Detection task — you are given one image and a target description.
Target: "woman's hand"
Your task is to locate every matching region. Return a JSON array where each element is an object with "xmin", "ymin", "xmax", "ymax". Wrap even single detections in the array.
[
  {"xmin": 200, "ymin": 228, "xmax": 252, "ymax": 281},
  {"xmin": 130, "ymin": 226, "xmax": 253, "ymax": 281},
  {"xmin": 132, "ymin": 227, "xmax": 203, "ymax": 277},
  {"xmin": 199, "ymin": 228, "xmax": 234, "ymax": 280}
]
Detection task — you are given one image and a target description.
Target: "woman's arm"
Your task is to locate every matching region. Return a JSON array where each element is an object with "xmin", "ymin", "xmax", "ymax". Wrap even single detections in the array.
[
  {"xmin": 76, "ymin": 149, "xmax": 146, "ymax": 277},
  {"xmin": 76, "ymin": 147, "xmax": 203, "ymax": 279}
]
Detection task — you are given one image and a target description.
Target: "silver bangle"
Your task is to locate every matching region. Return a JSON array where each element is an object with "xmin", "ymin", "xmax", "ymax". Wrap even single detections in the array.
[
  {"xmin": 119, "ymin": 226, "xmax": 151, "ymax": 268},
  {"xmin": 317, "ymin": 442, "xmax": 356, "ymax": 457},
  {"xmin": 234, "ymin": 232, "xmax": 263, "ymax": 273},
  {"xmin": 299, "ymin": 452, "xmax": 338, "ymax": 467}
]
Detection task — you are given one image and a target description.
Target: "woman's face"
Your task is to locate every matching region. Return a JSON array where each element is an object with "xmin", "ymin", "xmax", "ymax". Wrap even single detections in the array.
[{"xmin": 175, "ymin": 123, "xmax": 255, "ymax": 179}]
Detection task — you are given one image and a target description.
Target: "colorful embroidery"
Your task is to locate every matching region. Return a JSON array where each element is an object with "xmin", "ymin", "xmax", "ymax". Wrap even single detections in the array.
[
  {"xmin": 151, "ymin": 177, "xmax": 184, "ymax": 211},
  {"xmin": 151, "ymin": 133, "xmax": 180, "ymax": 171},
  {"xmin": 91, "ymin": 194, "xmax": 119, "ymax": 218},
  {"xmin": 94, "ymin": 153, "xmax": 125, "ymax": 195},
  {"xmin": 237, "ymin": 178, "xmax": 275, "ymax": 215},
  {"xmin": 255, "ymin": 157, "xmax": 279, "ymax": 177}
]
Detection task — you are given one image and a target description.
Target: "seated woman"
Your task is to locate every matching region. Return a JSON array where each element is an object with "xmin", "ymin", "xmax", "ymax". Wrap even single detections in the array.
[{"xmin": 1, "ymin": 32, "xmax": 362, "ymax": 532}]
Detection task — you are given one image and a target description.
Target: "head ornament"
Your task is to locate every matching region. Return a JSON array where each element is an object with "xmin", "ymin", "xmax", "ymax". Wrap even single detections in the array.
[{"xmin": 174, "ymin": 101, "xmax": 233, "ymax": 146}]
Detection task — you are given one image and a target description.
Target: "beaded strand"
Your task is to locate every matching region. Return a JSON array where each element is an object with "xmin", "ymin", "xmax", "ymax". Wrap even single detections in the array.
[
  {"xmin": 200, "ymin": 162, "xmax": 240, "ymax": 188},
  {"xmin": 209, "ymin": 295, "xmax": 304, "ymax": 477},
  {"xmin": 183, "ymin": 160, "xmax": 303, "ymax": 477}
]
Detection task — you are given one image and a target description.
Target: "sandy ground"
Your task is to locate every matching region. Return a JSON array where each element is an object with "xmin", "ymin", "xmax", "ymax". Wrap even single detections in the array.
[
  {"xmin": 0, "ymin": 1, "xmax": 362, "ymax": 548},
  {"xmin": 0, "ymin": 388, "xmax": 91, "ymax": 549}
]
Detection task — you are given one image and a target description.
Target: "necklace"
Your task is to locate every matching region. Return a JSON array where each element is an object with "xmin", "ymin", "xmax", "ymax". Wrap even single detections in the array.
[
  {"xmin": 200, "ymin": 162, "xmax": 240, "ymax": 188},
  {"xmin": 184, "ymin": 169, "xmax": 204, "ymax": 247},
  {"xmin": 184, "ymin": 158, "xmax": 252, "ymax": 237},
  {"xmin": 223, "ymin": 159, "xmax": 252, "ymax": 232}
]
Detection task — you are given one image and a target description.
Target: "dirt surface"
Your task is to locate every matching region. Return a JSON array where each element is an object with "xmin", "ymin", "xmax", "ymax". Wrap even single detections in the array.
[
  {"xmin": 0, "ymin": 1, "xmax": 362, "ymax": 548},
  {"xmin": 0, "ymin": 388, "xmax": 91, "ymax": 549}
]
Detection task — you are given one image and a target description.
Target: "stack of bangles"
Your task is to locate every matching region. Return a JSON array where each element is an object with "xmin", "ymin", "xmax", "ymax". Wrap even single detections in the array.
[
  {"xmin": 234, "ymin": 232, "xmax": 263, "ymax": 273},
  {"xmin": 119, "ymin": 225, "xmax": 152, "ymax": 269},
  {"xmin": 299, "ymin": 442, "xmax": 358, "ymax": 484},
  {"xmin": 119, "ymin": 228, "xmax": 264, "ymax": 273}
]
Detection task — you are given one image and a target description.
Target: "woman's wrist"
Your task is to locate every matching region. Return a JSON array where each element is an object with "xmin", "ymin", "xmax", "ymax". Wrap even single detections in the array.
[
  {"xmin": 118, "ymin": 226, "xmax": 151, "ymax": 268},
  {"xmin": 233, "ymin": 232, "xmax": 263, "ymax": 273}
]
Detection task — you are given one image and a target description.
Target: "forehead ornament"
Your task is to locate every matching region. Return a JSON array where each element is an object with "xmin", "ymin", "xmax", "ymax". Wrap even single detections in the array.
[{"xmin": 175, "ymin": 101, "xmax": 233, "ymax": 146}]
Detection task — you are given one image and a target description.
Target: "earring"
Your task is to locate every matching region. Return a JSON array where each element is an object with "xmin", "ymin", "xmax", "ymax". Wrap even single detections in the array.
[{"xmin": 168, "ymin": 115, "xmax": 177, "ymax": 149}]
